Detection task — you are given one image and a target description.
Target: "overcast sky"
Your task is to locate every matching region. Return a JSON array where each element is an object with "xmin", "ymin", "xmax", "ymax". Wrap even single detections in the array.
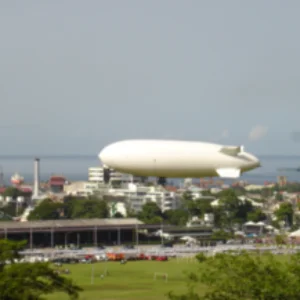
[{"xmin": 0, "ymin": 0, "xmax": 299, "ymax": 156}]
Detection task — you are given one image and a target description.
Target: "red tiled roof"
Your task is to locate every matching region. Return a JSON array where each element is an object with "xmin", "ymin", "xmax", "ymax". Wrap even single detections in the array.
[
  {"xmin": 20, "ymin": 187, "xmax": 32, "ymax": 193},
  {"xmin": 49, "ymin": 175, "xmax": 65, "ymax": 184},
  {"xmin": 50, "ymin": 181, "xmax": 65, "ymax": 186},
  {"xmin": 165, "ymin": 186, "xmax": 178, "ymax": 192},
  {"xmin": 0, "ymin": 187, "xmax": 32, "ymax": 194},
  {"xmin": 50, "ymin": 176, "xmax": 66, "ymax": 180}
]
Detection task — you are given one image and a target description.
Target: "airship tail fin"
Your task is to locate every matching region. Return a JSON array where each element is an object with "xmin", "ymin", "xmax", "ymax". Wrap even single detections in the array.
[
  {"xmin": 216, "ymin": 168, "xmax": 241, "ymax": 178},
  {"xmin": 219, "ymin": 146, "xmax": 243, "ymax": 156}
]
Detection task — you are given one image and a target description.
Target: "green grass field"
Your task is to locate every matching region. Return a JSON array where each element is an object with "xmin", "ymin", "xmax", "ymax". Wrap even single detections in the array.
[
  {"xmin": 47, "ymin": 258, "xmax": 202, "ymax": 300},
  {"xmin": 47, "ymin": 255, "xmax": 291, "ymax": 300}
]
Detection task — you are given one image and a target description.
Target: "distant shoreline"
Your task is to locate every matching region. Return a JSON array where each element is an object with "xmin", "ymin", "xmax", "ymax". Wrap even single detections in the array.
[
  {"xmin": 0, "ymin": 155, "xmax": 97, "ymax": 160},
  {"xmin": 0, "ymin": 155, "xmax": 299, "ymax": 186},
  {"xmin": 0, "ymin": 154, "xmax": 299, "ymax": 159},
  {"xmin": 0, "ymin": 172, "xmax": 292, "ymax": 186}
]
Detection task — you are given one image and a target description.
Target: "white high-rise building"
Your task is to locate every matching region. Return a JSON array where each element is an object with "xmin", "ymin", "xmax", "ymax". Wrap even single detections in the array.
[{"xmin": 88, "ymin": 167, "xmax": 143, "ymax": 184}]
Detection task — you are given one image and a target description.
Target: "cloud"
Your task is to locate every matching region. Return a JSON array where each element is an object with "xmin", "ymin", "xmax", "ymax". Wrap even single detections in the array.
[
  {"xmin": 221, "ymin": 129, "xmax": 229, "ymax": 139},
  {"xmin": 248, "ymin": 125, "xmax": 268, "ymax": 141}
]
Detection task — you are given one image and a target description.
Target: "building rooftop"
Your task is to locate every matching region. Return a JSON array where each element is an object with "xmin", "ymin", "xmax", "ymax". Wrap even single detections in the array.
[
  {"xmin": 0, "ymin": 218, "xmax": 143, "ymax": 230},
  {"xmin": 164, "ymin": 186, "xmax": 178, "ymax": 192},
  {"xmin": 0, "ymin": 186, "xmax": 32, "ymax": 194}
]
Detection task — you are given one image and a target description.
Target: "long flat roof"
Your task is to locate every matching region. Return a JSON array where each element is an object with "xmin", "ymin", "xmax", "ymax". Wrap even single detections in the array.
[{"xmin": 0, "ymin": 218, "xmax": 144, "ymax": 231}]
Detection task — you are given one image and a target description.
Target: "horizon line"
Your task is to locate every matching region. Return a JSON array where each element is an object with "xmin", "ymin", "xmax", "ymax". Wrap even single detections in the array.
[{"xmin": 0, "ymin": 153, "xmax": 299, "ymax": 158}]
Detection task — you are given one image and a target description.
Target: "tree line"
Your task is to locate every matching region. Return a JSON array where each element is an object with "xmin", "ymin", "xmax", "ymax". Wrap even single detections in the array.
[
  {"xmin": 27, "ymin": 189, "xmax": 270, "ymax": 228},
  {"xmin": 27, "ymin": 196, "xmax": 110, "ymax": 220},
  {"xmin": 23, "ymin": 189, "xmax": 266, "ymax": 228},
  {"xmin": 0, "ymin": 187, "xmax": 297, "ymax": 231}
]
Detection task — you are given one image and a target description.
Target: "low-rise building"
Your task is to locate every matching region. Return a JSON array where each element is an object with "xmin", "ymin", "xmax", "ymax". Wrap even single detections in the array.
[
  {"xmin": 244, "ymin": 184, "xmax": 275, "ymax": 191},
  {"xmin": 108, "ymin": 201, "xmax": 127, "ymax": 217},
  {"xmin": 211, "ymin": 195, "xmax": 263, "ymax": 208},
  {"xmin": 49, "ymin": 175, "xmax": 66, "ymax": 193},
  {"xmin": 107, "ymin": 183, "xmax": 180, "ymax": 213},
  {"xmin": 64, "ymin": 181, "xmax": 88, "ymax": 196},
  {"xmin": 63, "ymin": 180, "xmax": 179, "ymax": 214},
  {"xmin": 242, "ymin": 221, "xmax": 278, "ymax": 236},
  {"xmin": 64, "ymin": 181, "xmax": 102, "ymax": 197},
  {"xmin": 134, "ymin": 184, "xmax": 179, "ymax": 212}
]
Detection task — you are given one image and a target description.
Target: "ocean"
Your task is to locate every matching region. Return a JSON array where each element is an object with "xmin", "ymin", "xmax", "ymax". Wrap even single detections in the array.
[{"xmin": 0, "ymin": 155, "xmax": 300, "ymax": 185}]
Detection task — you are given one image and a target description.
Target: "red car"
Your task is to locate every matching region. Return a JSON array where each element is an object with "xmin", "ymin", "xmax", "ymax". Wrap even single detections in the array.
[{"xmin": 156, "ymin": 256, "xmax": 168, "ymax": 261}]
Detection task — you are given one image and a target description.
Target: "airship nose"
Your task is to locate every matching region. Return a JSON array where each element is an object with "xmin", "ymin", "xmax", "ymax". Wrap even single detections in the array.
[
  {"xmin": 99, "ymin": 142, "xmax": 122, "ymax": 168},
  {"xmin": 99, "ymin": 146, "xmax": 113, "ymax": 166}
]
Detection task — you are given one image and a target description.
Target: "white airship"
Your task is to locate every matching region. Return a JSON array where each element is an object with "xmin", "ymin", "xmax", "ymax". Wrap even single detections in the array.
[{"xmin": 98, "ymin": 139, "xmax": 260, "ymax": 179}]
